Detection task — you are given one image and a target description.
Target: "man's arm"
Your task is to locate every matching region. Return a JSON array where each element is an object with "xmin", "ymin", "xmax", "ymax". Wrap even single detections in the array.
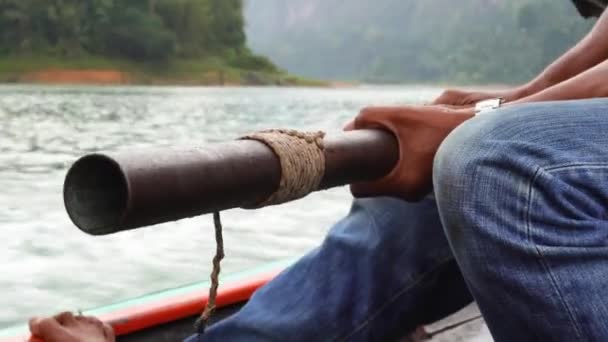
[
  {"xmin": 512, "ymin": 58, "xmax": 608, "ymax": 104},
  {"xmin": 434, "ymin": 10, "xmax": 608, "ymax": 105},
  {"xmin": 517, "ymin": 9, "xmax": 608, "ymax": 99}
]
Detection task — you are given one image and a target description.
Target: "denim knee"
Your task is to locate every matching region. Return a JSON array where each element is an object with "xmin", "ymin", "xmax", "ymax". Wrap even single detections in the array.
[
  {"xmin": 429, "ymin": 105, "xmax": 555, "ymax": 339},
  {"xmin": 432, "ymin": 110, "xmax": 513, "ymax": 224},
  {"xmin": 431, "ymin": 104, "xmax": 556, "ymax": 259},
  {"xmin": 431, "ymin": 97, "xmax": 608, "ymax": 342},
  {"xmin": 433, "ymin": 100, "xmax": 608, "ymax": 232}
]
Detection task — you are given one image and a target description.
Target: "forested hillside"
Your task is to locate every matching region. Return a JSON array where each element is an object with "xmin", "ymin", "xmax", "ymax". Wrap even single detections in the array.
[
  {"xmin": 0, "ymin": 0, "xmax": 320, "ymax": 85},
  {"xmin": 244, "ymin": 0, "xmax": 596, "ymax": 84}
]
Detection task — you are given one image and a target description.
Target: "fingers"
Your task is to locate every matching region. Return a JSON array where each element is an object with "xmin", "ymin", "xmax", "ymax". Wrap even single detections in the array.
[
  {"xmin": 431, "ymin": 90, "xmax": 460, "ymax": 105},
  {"xmin": 436, "ymin": 104, "xmax": 474, "ymax": 110},
  {"xmin": 357, "ymin": 106, "xmax": 399, "ymax": 119},
  {"xmin": 29, "ymin": 312, "xmax": 76, "ymax": 337},
  {"xmin": 75, "ymin": 316, "xmax": 115, "ymax": 340},
  {"xmin": 29, "ymin": 317, "xmax": 45, "ymax": 337},
  {"xmin": 29, "ymin": 313, "xmax": 114, "ymax": 342},
  {"xmin": 29, "ymin": 317, "xmax": 66, "ymax": 339},
  {"xmin": 351, "ymin": 177, "xmax": 430, "ymax": 200},
  {"xmin": 347, "ymin": 106, "xmax": 399, "ymax": 131},
  {"xmin": 432, "ymin": 89, "xmax": 477, "ymax": 106},
  {"xmin": 344, "ymin": 106, "xmax": 402, "ymax": 138},
  {"xmin": 354, "ymin": 106, "xmax": 398, "ymax": 128},
  {"xmin": 54, "ymin": 311, "xmax": 77, "ymax": 326},
  {"xmin": 102, "ymin": 322, "xmax": 116, "ymax": 341},
  {"xmin": 350, "ymin": 179, "xmax": 399, "ymax": 198},
  {"xmin": 349, "ymin": 107, "xmax": 403, "ymax": 198},
  {"xmin": 88, "ymin": 315, "xmax": 115, "ymax": 339},
  {"xmin": 75, "ymin": 315, "xmax": 102, "ymax": 327}
]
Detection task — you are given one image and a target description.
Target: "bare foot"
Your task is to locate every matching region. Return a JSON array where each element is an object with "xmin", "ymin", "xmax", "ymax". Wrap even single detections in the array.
[{"xmin": 29, "ymin": 312, "xmax": 115, "ymax": 342}]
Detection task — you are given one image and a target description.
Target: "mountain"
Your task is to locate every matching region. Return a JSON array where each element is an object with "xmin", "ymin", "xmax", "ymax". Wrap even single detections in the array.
[{"xmin": 244, "ymin": 0, "xmax": 595, "ymax": 84}]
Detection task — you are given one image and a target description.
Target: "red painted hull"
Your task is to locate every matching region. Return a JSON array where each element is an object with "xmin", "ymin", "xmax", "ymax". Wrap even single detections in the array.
[{"xmin": 0, "ymin": 271, "xmax": 279, "ymax": 342}]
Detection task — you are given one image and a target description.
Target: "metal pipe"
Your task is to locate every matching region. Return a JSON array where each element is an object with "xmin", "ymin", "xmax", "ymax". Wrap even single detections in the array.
[{"xmin": 63, "ymin": 129, "xmax": 398, "ymax": 235}]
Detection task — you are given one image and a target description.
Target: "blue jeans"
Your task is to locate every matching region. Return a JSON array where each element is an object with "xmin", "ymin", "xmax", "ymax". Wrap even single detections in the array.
[{"xmin": 187, "ymin": 98, "xmax": 608, "ymax": 341}]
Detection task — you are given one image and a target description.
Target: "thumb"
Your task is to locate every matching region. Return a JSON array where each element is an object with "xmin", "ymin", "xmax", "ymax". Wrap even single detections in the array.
[
  {"xmin": 354, "ymin": 107, "xmax": 397, "ymax": 130},
  {"xmin": 343, "ymin": 120, "xmax": 355, "ymax": 131}
]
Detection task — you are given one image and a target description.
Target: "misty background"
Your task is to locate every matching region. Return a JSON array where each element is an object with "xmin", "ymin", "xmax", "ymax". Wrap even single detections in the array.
[{"xmin": 244, "ymin": 0, "xmax": 594, "ymax": 84}]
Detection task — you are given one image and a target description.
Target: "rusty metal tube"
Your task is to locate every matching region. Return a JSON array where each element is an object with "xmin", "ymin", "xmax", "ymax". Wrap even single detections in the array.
[{"xmin": 63, "ymin": 129, "xmax": 398, "ymax": 235}]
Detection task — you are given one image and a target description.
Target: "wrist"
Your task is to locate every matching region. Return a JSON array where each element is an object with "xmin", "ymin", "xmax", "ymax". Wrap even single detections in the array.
[
  {"xmin": 511, "ymin": 78, "xmax": 551, "ymax": 101},
  {"xmin": 506, "ymin": 85, "xmax": 532, "ymax": 102}
]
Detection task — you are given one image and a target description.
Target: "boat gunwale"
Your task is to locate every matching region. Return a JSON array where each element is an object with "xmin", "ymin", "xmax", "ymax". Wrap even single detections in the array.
[{"xmin": 0, "ymin": 259, "xmax": 293, "ymax": 341}]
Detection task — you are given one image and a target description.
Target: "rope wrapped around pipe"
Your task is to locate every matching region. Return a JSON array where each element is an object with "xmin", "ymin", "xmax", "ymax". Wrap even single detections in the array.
[{"xmin": 241, "ymin": 129, "xmax": 326, "ymax": 208}]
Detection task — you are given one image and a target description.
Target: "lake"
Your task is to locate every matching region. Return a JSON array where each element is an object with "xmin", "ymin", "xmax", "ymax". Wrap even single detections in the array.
[{"xmin": 0, "ymin": 85, "xmax": 493, "ymax": 341}]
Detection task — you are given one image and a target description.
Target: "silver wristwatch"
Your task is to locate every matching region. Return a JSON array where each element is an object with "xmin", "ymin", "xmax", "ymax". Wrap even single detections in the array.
[{"xmin": 474, "ymin": 98, "xmax": 504, "ymax": 114}]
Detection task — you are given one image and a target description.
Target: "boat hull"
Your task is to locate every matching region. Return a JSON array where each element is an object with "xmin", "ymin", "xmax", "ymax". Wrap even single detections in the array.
[
  {"xmin": 119, "ymin": 303, "xmax": 245, "ymax": 342},
  {"xmin": 0, "ymin": 260, "xmax": 290, "ymax": 342}
]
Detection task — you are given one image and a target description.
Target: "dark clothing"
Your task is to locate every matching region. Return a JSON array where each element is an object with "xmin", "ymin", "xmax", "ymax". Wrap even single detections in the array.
[{"xmin": 572, "ymin": 0, "xmax": 607, "ymax": 18}]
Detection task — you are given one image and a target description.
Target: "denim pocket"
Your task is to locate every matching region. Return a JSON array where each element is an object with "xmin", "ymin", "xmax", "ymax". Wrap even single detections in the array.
[{"xmin": 526, "ymin": 163, "xmax": 608, "ymax": 248}]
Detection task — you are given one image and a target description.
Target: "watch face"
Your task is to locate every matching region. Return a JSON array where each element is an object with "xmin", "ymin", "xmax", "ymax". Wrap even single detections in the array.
[
  {"xmin": 481, "ymin": 99, "xmax": 501, "ymax": 107},
  {"xmin": 475, "ymin": 98, "xmax": 503, "ymax": 113}
]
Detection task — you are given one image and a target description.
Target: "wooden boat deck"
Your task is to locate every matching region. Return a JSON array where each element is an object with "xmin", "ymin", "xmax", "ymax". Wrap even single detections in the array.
[
  {"xmin": 118, "ymin": 304, "xmax": 493, "ymax": 342},
  {"xmin": 423, "ymin": 304, "xmax": 492, "ymax": 341}
]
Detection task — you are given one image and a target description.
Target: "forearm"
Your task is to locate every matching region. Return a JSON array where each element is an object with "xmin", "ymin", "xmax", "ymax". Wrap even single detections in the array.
[
  {"xmin": 512, "ymin": 58, "xmax": 608, "ymax": 104},
  {"xmin": 513, "ymin": 10, "xmax": 608, "ymax": 100}
]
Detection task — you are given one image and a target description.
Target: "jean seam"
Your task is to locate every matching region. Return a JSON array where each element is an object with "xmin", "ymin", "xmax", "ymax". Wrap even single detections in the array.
[
  {"xmin": 525, "ymin": 166, "xmax": 585, "ymax": 341},
  {"xmin": 543, "ymin": 162, "xmax": 608, "ymax": 173},
  {"xmin": 333, "ymin": 256, "xmax": 455, "ymax": 342}
]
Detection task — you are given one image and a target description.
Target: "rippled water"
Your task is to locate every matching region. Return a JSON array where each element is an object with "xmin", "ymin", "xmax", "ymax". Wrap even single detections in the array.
[{"xmin": 0, "ymin": 85, "xmax": 442, "ymax": 328}]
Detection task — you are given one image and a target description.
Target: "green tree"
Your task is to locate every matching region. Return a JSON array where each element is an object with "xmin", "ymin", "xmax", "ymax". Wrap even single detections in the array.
[
  {"xmin": 0, "ymin": 0, "xmax": 273, "ymax": 68},
  {"xmin": 0, "ymin": 0, "xmax": 36, "ymax": 51},
  {"xmin": 210, "ymin": 0, "xmax": 246, "ymax": 48},
  {"xmin": 104, "ymin": 7, "xmax": 176, "ymax": 61},
  {"xmin": 157, "ymin": 0, "xmax": 214, "ymax": 57}
]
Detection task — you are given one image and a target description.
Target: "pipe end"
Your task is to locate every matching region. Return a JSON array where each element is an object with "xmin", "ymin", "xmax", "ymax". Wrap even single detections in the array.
[{"xmin": 63, "ymin": 154, "xmax": 128, "ymax": 235}]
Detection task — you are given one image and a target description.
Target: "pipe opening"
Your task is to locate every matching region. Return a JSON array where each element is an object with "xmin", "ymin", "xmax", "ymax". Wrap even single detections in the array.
[{"xmin": 63, "ymin": 155, "xmax": 128, "ymax": 235}]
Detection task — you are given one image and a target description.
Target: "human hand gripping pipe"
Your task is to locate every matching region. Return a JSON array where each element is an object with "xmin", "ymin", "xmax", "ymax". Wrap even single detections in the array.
[{"xmin": 63, "ymin": 129, "xmax": 398, "ymax": 235}]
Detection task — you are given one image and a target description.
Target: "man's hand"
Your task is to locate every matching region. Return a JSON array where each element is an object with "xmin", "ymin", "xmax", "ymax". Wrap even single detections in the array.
[
  {"xmin": 29, "ymin": 312, "xmax": 115, "ymax": 342},
  {"xmin": 432, "ymin": 88, "xmax": 524, "ymax": 107},
  {"xmin": 349, "ymin": 105, "xmax": 474, "ymax": 201}
]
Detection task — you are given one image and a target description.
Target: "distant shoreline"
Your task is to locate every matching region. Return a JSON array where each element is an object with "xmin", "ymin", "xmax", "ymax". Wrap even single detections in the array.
[
  {"xmin": 0, "ymin": 64, "xmax": 512, "ymax": 89},
  {"xmin": 0, "ymin": 68, "xmax": 330, "ymax": 87},
  {"xmin": 0, "ymin": 56, "xmax": 328, "ymax": 87}
]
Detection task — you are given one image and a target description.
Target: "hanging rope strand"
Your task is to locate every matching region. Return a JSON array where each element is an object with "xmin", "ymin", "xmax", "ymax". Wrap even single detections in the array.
[
  {"xmin": 195, "ymin": 129, "xmax": 325, "ymax": 338},
  {"xmin": 195, "ymin": 211, "xmax": 225, "ymax": 338}
]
